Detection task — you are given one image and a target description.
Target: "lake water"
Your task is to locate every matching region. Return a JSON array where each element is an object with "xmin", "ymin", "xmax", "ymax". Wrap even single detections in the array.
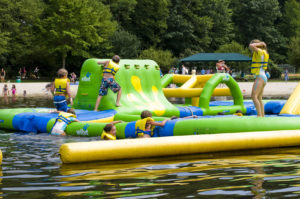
[{"xmin": 1, "ymin": 97, "xmax": 300, "ymax": 198}]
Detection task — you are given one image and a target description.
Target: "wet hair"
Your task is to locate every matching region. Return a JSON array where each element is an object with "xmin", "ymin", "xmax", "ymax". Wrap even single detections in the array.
[
  {"xmin": 67, "ymin": 108, "xmax": 76, "ymax": 115},
  {"xmin": 103, "ymin": 123, "xmax": 113, "ymax": 132},
  {"xmin": 141, "ymin": 110, "xmax": 152, "ymax": 119},
  {"xmin": 57, "ymin": 68, "xmax": 68, "ymax": 78},
  {"xmin": 112, "ymin": 55, "xmax": 120, "ymax": 63},
  {"xmin": 250, "ymin": 39, "xmax": 267, "ymax": 50},
  {"xmin": 171, "ymin": 116, "xmax": 178, "ymax": 120}
]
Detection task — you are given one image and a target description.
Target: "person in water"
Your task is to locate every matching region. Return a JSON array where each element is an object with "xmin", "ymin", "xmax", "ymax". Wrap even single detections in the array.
[
  {"xmin": 94, "ymin": 55, "xmax": 122, "ymax": 111},
  {"xmin": 11, "ymin": 84, "xmax": 16, "ymax": 96},
  {"xmin": 51, "ymin": 108, "xmax": 79, "ymax": 136},
  {"xmin": 0, "ymin": 68, "xmax": 6, "ymax": 82},
  {"xmin": 51, "ymin": 68, "xmax": 73, "ymax": 112},
  {"xmin": 249, "ymin": 39, "xmax": 269, "ymax": 117},
  {"xmin": 135, "ymin": 110, "xmax": 169, "ymax": 138},
  {"xmin": 101, "ymin": 120, "xmax": 123, "ymax": 140}
]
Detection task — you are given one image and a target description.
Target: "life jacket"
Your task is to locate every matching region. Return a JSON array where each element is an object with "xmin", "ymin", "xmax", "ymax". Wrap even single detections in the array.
[
  {"xmin": 101, "ymin": 131, "xmax": 116, "ymax": 140},
  {"xmin": 57, "ymin": 112, "xmax": 76, "ymax": 125},
  {"xmin": 251, "ymin": 49, "xmax": 269, "ymax": 75},
  {"xmin": 103, "ymin": 60, "xmax": 119, "ymax": 75},
  {"xmin": 54, "ymin": 78, "xmax": 69, "ymax": 94},
  {"xmin": 135, "ymin": 117, "xmax": 155, "ymax": 137}
]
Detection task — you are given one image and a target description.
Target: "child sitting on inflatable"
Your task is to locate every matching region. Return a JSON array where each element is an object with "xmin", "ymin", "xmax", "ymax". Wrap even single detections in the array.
[
  {"xmin": 51, "ymin": 68, "xmax": 73, "ymax": 112},
  {"xmin": 94, "ymin": 55, "xmax": 122, "ymax": 111},
  {"xmin": 51, "ymin": 108, "xmax": 79, "ymax": 136},
  {"xmin": 101, "ymin": 120, "xmax": 123, "ymax": 140},
  {"xmin": 135, "ymin": 110, "xmax": 169, "ymax": 138}
]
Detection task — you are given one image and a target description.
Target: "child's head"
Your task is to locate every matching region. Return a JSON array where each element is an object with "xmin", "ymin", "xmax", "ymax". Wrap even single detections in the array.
[
  {"xmin": 112, "ymin": 55, "xmax": 120, "ymax": 63},
  {"xmin": 12, "ymin": 84, "xmax": 16, "ymax": 89},
  {"xmin": 4, "ymin": 84, "xmax": 7, "ymax": 88},
  {"xmin": 67, "ymin": 108, "xmax": 76, "ymax": 115},
  {"xmin": 235, "ymin": 110, "xmax": 243, "ymax": 114},
  {"xmin": 103, "ymin": 123, "xmax": 116, "ymax": 136},
  {"xmin": 170, "ymin": 116, "xmax": 178, "ymax": 120},
  {"xmin": 141, "ymin": 110, "xmax": 152, "ymax": 119},
  {"xmin": 57, "ymin": 68, "xmax": 68, "ymax": 78}
]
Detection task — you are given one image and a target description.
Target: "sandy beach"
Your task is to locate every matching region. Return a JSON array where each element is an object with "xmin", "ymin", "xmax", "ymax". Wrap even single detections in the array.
[{"xmin": 0, "ymin": 81, "xmax": 298, "ymax": 99}]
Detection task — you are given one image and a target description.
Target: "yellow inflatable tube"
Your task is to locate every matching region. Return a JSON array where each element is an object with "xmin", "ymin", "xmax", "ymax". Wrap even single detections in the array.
[
  {"xmin": 280, "ymin": 83, "xmax": 300, "ymax": 115},
  {"xmin": 163, "ymin": 88, "xmax": 231, "ymax": 97},
  {"xmin": 60, "ymin": 130, "xmax": 300, "ymax": 163}
]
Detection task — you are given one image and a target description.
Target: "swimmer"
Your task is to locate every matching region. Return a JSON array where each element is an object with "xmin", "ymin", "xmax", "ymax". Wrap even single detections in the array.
[
  {"xmin": 51, "ymin": 68, "xmax": 72, "ymax": 112},
  {"xmin": 94, "ymin": 55, "xmax": 122, "ymax": 111},
  {"xmin": 249, "ymin": 39, "xmax": 269, "ymax": 117},
  {"xmin": 50, "ymin": 108, "xmax": 79, "ymax": 136},
  {"xmin": 101, "ymin": 120, "xmax": 123, "ymax": 140},
  {"xmin": 135, "ymin": 110, "xmax": 169, "ymax": 138}
]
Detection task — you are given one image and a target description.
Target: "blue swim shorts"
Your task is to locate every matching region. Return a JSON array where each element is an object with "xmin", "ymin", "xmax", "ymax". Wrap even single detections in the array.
[
  {"xmin": 99, "ymin": 78, "xmax": 120, "ymax": 96},
  {"xmin": 53, "ymin": 95, "xmax": 68, "ymax": 112}
]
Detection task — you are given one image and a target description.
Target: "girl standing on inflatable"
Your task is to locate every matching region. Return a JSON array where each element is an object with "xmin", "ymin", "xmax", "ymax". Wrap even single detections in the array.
[{"xmin": 249, "ymin": 39, "xmax": 269, "ymax": 117}]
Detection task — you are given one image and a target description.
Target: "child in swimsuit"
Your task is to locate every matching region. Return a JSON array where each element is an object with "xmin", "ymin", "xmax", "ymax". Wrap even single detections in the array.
[
  {"xmin": 11, "ymin": 84, "xmax": 16, "ymax": 96},
  {"xmin": 135, "ymin": 110, "xmax": 169, "ymax": 138},
  {"xmin": 51, "ymin": 68, "xmax": 73, "ymax": 112},
  {"xmin": 101, "ymin": 120, "xmax": 123, "ymax": 140},
  {"xmin": 51, "ymin": 108, "xmax": 79, "ymax": 136},
  {"xmin": 2, "ymin": 84, "xmax": 9, "ymax": 96},
  {"xmin": 94, "ymin": 55, "xmax": 122, "ymax": 111}
]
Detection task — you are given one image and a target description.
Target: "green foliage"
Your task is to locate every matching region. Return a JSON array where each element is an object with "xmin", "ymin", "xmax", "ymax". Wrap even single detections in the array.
[
  {"xmin": 139, "ymin": 48, "xmax": 176, "ymax": 73},
  {"xmin": 268, "ymin": 60, "xmax": 282, "ymax": 79},
  {"xmin": 231, "ymin": 0, "xmax": 285, "ymax": 62},
  {"xmin": 41, "ymin": 0, "xmax": 117, "ymax": 68},
  {"xmin": 111, "ymin": 30, "xmax": 141, "ymax": 58},
  {"xmin": 102, "ymin": 0, "xmax": 137, "ymax": 28},
  {"xmin": 288, "ymin": 36, "xmax": 300, "ymax": 70},
  {"xmin": 130, "ymin": 0, "xmax": 169, "ymax": 48},
  {"xmin": 216, "ymin": 41, "xmax": 251, "ymax": 72},
  {"xmin": 280, "ymin": 0, "xmax": 300, "ymax": 38}
]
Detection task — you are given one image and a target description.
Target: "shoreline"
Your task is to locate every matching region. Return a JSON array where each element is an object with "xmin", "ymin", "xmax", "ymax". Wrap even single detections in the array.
[{"xmin": 0, "ymin": 81, "xmax": 298, "ymax": 99}]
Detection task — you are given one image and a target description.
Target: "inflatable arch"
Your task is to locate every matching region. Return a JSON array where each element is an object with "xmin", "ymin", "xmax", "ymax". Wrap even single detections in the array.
[{"xmin": 198, "ymin": 73, "xmax": 246, "ymax": 115}]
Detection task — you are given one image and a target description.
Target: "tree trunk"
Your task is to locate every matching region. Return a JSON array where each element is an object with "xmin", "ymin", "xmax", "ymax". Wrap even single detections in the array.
[{"xmin": 62, "ymin": 52, "xmax": 67, "ymax": 68}]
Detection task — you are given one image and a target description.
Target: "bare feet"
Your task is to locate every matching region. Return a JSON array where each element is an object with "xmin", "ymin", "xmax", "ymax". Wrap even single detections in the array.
[{"xmin": 116, "ymin": 103, "xmax": 121, "ymax": 107}]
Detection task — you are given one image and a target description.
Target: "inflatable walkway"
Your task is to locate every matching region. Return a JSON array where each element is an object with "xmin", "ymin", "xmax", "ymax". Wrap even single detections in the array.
[{"xmin": 280, "ymin": 83, "xmax": 300, "ymax": 115}]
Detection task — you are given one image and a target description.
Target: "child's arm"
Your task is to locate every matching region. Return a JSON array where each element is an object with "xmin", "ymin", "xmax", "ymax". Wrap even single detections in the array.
[
  {"xmin": 50, "ymin": 81, "xmax": 55, "ymax": 95},
  {"xmin": 111, "ymin": 120, "xmax": 123, "ymax": 125},
  {"xmin": 150, "ymin": 119, "xmax": 169, "ymax": 127},
  {"xmin": 97, "ymin": 61, "xmax": 109, "ymax": 66},
  {"xmin": 249, "ymin": 42, "xmax": 266, "ymax": 52},
  {"xmin": 65, "ymin": 81, "xmax": 73, "ymax": 105}
]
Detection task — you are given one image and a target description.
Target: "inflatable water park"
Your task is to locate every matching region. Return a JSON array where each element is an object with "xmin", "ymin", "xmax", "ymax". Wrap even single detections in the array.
[{"xmin": 1, "ymin": 59, "xmax": 300, "ymax": 164}]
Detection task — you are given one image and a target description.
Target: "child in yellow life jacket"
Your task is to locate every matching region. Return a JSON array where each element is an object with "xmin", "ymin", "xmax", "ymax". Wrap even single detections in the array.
[
  {"xmin": 249, "ymin": 39, "xmax": 269, "ymax": 117},
  {"xmin": 135, "ymin": 110, "xmax": 169, "ymax": 138},
  {"xmin": 101, "ymin": 120, "xmax": 123, "ymax": 140},
  {"xmin": 51, "ymin": 109, "xmax": 79, "ymax": 136},
  {"xmin": 94, "ymin": 55, "xmax": 122, "ymax": 111},
  {"xmin": 51, "ymin": 68, "xmax": 73, "ymax": 112}
]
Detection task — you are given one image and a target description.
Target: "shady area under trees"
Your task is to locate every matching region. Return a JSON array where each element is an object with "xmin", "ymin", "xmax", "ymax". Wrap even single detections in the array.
[{"xmin": 179, "ymin": 53, "xmax": 252, "ymax": 75}]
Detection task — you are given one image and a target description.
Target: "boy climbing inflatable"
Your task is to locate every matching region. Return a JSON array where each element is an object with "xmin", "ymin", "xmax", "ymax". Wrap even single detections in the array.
[{"xmin": 94, "ymin": 55, "xmax": 122, "ymax": 111}]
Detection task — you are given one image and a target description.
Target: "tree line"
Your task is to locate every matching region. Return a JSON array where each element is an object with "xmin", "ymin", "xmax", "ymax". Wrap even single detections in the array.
[{"xmin": 1, "ymin": 0, "xmax": 300, "ymax": 78}]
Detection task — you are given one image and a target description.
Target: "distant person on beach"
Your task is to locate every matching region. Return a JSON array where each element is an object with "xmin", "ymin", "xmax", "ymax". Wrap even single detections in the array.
[
  {"xmin": 70, "ymin": 72, "xmax": 77, "ymax": 83},
  {"xmin": 181, "ymin": 64, "xmax": 188, "ymax": 75},
  {"xmin": 201, "ymin": 68, "xmax": 205, "ymax": 75},
  {"xmin": 11, "ymin": 84, "xmax": 16, "ymax": 96},
  {"xmin": 284, "ymin": 69, "xmax": 289, "ymax": 81},
  {"xmin": 216, "ymin": 60, "xmax": 230, "ymax": 73},
  {"xmin": 23, "ymin": 90, "xmax": 26, "ymax": 97},
  {"xmin": 135, "ymin": 110, "xmax": 169, "ymax": 138},
  {"xmin": 51, "ymin": 68, "xmax": 72, "ymax": 112},
  {"xmin": 94, "ymin": 55, "xmax": 122, "ymax": 111},
  {"xmin": 0, "ymin": 68, "xmax": 6, "ymax": 82},
  {"xmin": 101, "ymin": 120, "xmax": 123, "ymax": 140},
  {"xmin": 51, "ymin": 108, "xmax": 79, "ymax": 136},
  {"xmin": 22, "ymin": 67, "xmax": 27, "ymax": 79},
  {"xmin": 34, "ymin": 66, "xmax": 39, "ymax": 79},
  {"xmin": 2, "ymin": 84, "xmax": 9, "ymax": 96},
  {"xmin": 249, "ymin": 39, "xmax": 269, "ymax": 117}
]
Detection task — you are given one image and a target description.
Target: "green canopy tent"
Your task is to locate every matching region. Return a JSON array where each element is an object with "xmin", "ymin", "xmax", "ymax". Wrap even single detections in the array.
[{"xmin": 180, "ymin": 53, "xmax": 251, "ymax": 62}]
